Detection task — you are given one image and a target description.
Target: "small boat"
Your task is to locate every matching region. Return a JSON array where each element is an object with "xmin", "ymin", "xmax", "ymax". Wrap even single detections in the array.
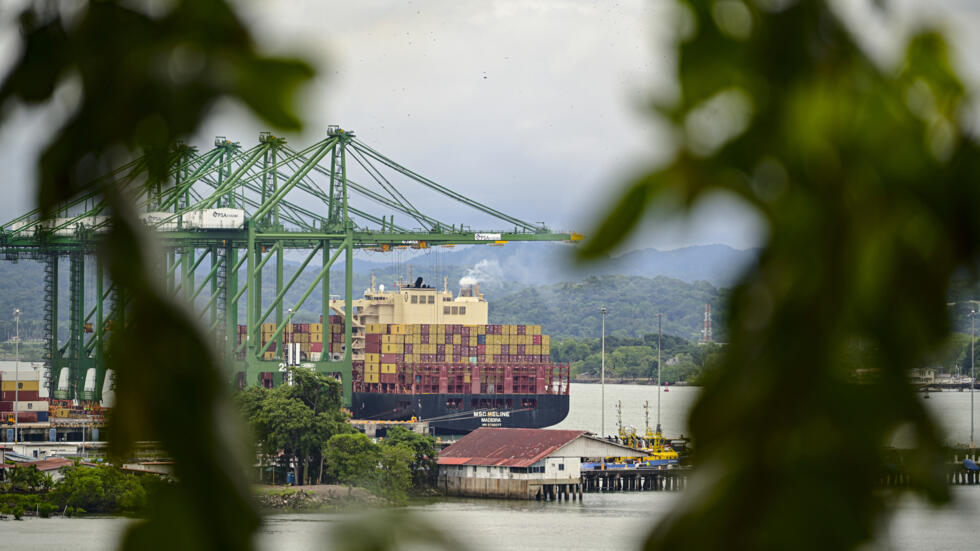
[{"xmin": 664, "ymin": 381, "xmax": 669, "ymax": 393}]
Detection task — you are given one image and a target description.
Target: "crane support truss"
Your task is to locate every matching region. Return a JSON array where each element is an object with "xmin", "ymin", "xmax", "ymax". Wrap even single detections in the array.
[{"xmin": 0, "ymin": 128, "xmax": 580, "ymax": 406}]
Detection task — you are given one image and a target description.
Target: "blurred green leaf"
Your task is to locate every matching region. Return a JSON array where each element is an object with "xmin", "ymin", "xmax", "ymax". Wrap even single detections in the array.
[
  {"xmin": 579, "ymin": 1, "xmax": 980, "ymax": 549},
  {"xmin": 0, "ymin": 1, "xmax": 315, "ymax": 549}
]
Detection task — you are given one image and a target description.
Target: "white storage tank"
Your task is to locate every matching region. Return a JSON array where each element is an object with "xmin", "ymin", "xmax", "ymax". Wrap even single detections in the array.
[
  {"xmin": 83, "ymin": 368, "xmax": 98, "ymax": 392},
  {"xmin": 101, "ymin": 369, "xmax": 116, "ymax": 408},
  {"xmin": 57, "ymin": 368, "xmax": 70, "ymax": 392}
]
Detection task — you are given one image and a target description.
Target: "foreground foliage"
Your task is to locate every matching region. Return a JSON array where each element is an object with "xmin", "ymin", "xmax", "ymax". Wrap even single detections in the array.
[{"xmin": 581, "ymin": 1, "xmax": 980, "ymax": 549}]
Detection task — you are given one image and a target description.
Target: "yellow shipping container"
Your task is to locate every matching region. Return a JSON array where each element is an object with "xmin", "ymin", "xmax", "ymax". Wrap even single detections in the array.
[
  {"xmin": 529, "ymin": 325, "xmax": 541, "ymax": 335},
  {"xmin": 365, "ymin": 353, "xmax": 380, "ymax": 363},
  {"xmin": 435, "ymin": 334, "xmax": 445, "ymax": 344},
  {"xmin": 365, "ymin": 373, "xmax": 379, "ymax": 383},
  {"xmin": 330, "ymin": 324, "xmax": 342, "ymax": 333},
  {"xmin": 531, "ymin": 345, "xmax": 541, "ymax": 355},
  {"xmin": 382, "ymin": 343, "xmax": 403, "ymax": 354},
  {"xmin": 477, "ymin": 325, "xmax": 486, "ymax": 335},
  {"xmin": 263, "ymin": 351, "xmax": 276, "ymax": 360},
  {"xmin": 261, "ymin": 323, "xmax": 276, "ymax": 332},
  {"xmin": 391, "ymin": 324, "xmax": 408, "ymax": 335},
  {"xmin": 311, "ymin": 323, "xmax": 323, "ymax": 332},
  {"xmin": 381, "ymin": 363, "xmax": 397, "ymax": 374},
  {"xmin": 464, "ymin": 373, "xmax": 471, "ymax": 383},
  {"xmin": 542, "ymin": 335, "xmax": 550, "ymax": 345},
  {"xmin": 311, "ymin": 332, "xmax": 322, "ymax": 343},
  {"xmin": 542, "ymin": 344, "xmax": 551, "ymax": 355},
  {"xmin": 365, "ymin": 364, "xmax": 380, "ymax": 373},
  {"xmin": 2, "ymin": 381, "xmax": 39, "ymax": 391},
  {"xmin": 453, "ymin": 334, "xmax": 462, "ymax": 344}
]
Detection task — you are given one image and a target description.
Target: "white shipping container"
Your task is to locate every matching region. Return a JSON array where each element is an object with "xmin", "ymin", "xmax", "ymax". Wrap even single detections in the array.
[
  {"xmin": 15, "ymin": 400, "xmax": 48, "ymax": 412},
  {"xmin": 140, "ymin": 211, "xmax": 179, "ymax": 231},
  {"xmin": 44, "ymin": 216, "xmax": 110, "ymax": 236},
  {"xmin": 183, "ymin": 208, "xmax": 245, "ymax": 230}
]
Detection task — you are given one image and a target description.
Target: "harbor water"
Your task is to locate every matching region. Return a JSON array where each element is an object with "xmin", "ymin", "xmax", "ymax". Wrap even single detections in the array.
[{"xmin": 3, "ymin": 383, "xmax": 980, "ymax": 550}]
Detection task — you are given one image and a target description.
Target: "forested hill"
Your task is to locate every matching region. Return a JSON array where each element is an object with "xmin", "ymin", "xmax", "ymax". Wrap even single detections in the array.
[
  {"xmin": 0, "ymin": 260, "xmax": 727, "ymax": 343},
  {"xmin": 489, "ymin": 275, "xmax": 727, "ymax": 341}
]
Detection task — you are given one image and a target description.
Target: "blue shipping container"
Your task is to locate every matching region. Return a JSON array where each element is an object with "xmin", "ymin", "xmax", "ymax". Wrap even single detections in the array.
[{"xmin": 37, "ymin": 411, "xmax": 49, "ymax": 422}]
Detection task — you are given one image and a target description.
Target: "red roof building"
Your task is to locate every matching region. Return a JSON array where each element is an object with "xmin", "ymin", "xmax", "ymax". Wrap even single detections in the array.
[{"xmin": 437, "ymin": 428, "xmax": 643, "ymax": 499}]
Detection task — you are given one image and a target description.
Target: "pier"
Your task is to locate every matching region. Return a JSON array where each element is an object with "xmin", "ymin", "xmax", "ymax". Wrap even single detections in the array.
[{"xmin": 580, "ymin": 467, "xmax": 688, "ymax": 493}]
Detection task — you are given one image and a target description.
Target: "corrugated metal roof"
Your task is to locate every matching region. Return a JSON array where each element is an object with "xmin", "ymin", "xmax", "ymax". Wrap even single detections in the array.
[
  {"xmin": 438, "ymin": 428, "xmax": 586, "ymax": 467},
  {"xmin": 0, "ymin": 457, "xmax": 73, "ymax": 471}
]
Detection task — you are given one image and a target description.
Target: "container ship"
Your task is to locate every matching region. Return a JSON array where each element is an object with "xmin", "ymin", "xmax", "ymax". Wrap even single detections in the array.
[{"xmin": 245, "ymin": 277, "xmax": 570, "ymax": 433}]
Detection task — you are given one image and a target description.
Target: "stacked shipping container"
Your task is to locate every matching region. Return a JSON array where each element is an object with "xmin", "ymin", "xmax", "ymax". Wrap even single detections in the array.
[
  {"xmin": 238, "ymin": 315, "xmax": 345, "ymax": 362},
  {"xmin": 0, "ymin": 375, "xmax": 50, "ymax": 423},
  {"xmin": 354, "ymin": 323, "xmax": 565, "ymax": 396}
]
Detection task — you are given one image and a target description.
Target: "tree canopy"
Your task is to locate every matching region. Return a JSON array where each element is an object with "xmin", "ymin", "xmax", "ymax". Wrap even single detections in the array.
[{"xmin": 236, "ymin": 368, "xmax": 351, "ymax": 486}]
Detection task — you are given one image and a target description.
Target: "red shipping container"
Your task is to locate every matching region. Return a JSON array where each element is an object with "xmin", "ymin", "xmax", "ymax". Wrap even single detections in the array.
[
  {"xmin": 311, "ymin": 343, "xmax": 323, "ymax": 353},
  {"xmin": 405, "ymin": 343, "xmax": 413, "ymax": 354},
  {"xmin": 366, "ymin": 334, "xmax": 382, "ymax": 344},
  {"xmin": 1, "ymin": 391, "xmax": 39, "ymax": 401},
  {"xmin": 437, "ymin": 344, "xmax": 445, "ymax": 354},
  {"xmin": 420, "ymin": 324, "xmax": 430, "ymax": 335},
  {"xmin": 366, "ymin": 343, "xmax": 381, "ymax": 354},
  {"xmin": 17, "ymin": 412, "xmax": 37, "ymax": 423},
  {"xmin": 380, "ymin": 374, "xmax": 396, "ymax": 384},
  {"xmin": 0, "ymin": 402, "xmax": 12, "ymax": 412},
  {"xmin": 421, "ymin": 335, "xmax": 429, "ymax": 344},
  {"xmin": 381, "ymin": 354, "xmax": 398, "ymax": 363},
  {"xmin": 518, "ymin": 345, "xmax": 526, "ymax": 355},
  {"xmin": 533, "ymin": 335, "xmax": 542, "ymax": 345},
  {"xmin": 477, "ymin": 345, "xmax": 485, "ymax": 354}
]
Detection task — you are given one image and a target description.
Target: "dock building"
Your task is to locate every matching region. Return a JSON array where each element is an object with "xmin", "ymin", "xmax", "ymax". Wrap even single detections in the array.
[{"xmin": 437, "ymin": 428, "xmax": 645, "ymax": 499}]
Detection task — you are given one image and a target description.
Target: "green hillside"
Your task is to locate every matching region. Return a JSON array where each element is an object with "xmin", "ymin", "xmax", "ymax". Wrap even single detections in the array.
[{"xmin": 489, "ymin": 275, "xmax": 727, "ymax": 341}]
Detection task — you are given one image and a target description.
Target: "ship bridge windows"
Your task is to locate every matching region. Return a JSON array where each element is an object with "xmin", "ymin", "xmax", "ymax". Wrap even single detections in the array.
[
  {"xmin": 446, "ymin": 398, "xmax": 463, "ymax": 410},
  {"xmin": 460, "ymin": 307, "xmax": 466, "ymax": 315},
  {"xmin": 444, "ymin": 306, "xmax": 451, "ymax": 315},
  {"xmin": 427, "ymin": 295, "xmax": 435, "ymax": 304},
  {"xmin": 521, "ymin": 399, "xmax": 537, "ymax": 409},
  {"xmin": 411, "ymin": 295, "xmax": 418, "ymax": 304},
  {"xmin": 451, "ymin": 306, "xmax": 459, "ymax": 315}
]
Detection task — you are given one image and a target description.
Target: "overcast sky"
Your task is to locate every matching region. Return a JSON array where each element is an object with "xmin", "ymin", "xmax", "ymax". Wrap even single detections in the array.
[{"xmin": 1, "ymin": 1, "xmax": 979, "ymax": 252}]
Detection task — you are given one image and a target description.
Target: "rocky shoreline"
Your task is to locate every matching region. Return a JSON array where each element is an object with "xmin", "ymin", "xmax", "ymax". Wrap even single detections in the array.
[{"xmin": 254, "ymin": 485, "xmax": 386, "ymax": 511}]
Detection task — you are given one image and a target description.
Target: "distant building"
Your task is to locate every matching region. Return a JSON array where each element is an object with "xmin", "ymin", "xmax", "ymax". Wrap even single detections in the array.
[
  {"xmin": 437, "ymin": 428, "xmax": 644, "ymax": 499},
  {"xmin": 910, "ymin": 368, "xmax": 936, "ymax": 385},
  {"xmin": 0, "ymin": 457, "xmax": 73, "ymax": 482}
]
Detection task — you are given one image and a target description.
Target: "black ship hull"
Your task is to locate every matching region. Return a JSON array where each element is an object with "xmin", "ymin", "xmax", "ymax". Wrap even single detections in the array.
[{"xmin": 351, "ymin": 392, "xmax": 570, "ymax": 434}]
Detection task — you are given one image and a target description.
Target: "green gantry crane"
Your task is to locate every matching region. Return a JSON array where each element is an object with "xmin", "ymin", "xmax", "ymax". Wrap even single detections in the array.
[{"xmin": 0, "ymin": 127, "xmax": 580, "ymax": 406}]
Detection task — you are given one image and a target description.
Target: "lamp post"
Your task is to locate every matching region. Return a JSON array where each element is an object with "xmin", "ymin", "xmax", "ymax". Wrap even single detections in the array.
[
  {"xmin": 600, "ymin": 306, "xmax": 607, "ymax": 437},
  {"xmin": 657, "ymin": 312, "xmax": 663, "ymax": 434},
  {"xmin": 972, "ymin": 309, "xmax": 976, "ymax": 450},
  {"xmin": 13, "ymin": 308, "xmax": 20, "ymax": 443}
]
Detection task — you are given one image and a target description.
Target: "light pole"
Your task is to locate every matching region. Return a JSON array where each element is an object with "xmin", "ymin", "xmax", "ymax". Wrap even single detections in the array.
[
  {"xmin": 600, "ymin": 306, "xmax": 606, "ymax": 437},
  {"xmin": 657, "ymin": 312, "xmax": 663, "ymax": 434},
  {"xmin": 972, "ymin": 310, "xmax": 976, "ymax": 450},
  {"xmin": 13, "ymin": 308, "xmax": 20, "ymax": 443}
]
